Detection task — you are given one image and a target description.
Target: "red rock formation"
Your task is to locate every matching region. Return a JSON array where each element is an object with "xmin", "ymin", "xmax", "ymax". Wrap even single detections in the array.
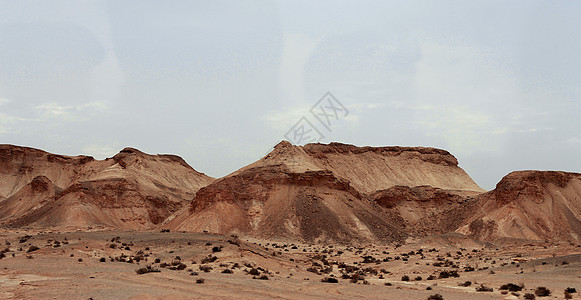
[
  {"xmin": 0, "ymin": 144, "xmax": 214, "ymax": 230},
  {"xmin": 457, "ymin": 171, "xmax": 581, "ymax": 242},
  {"xmin": 166, "ymin": 141, "xmax": 484, "ymax": 243}
]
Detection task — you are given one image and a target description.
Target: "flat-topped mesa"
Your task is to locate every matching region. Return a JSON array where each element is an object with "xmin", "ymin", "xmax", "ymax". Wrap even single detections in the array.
[
  {"xmin": 0, "ymin": 144, "xmax": 95, "ymax": 165},
  {"xmin": 167, "ymin": 141, "xmax": 484, "ymax": 243},
  {"xmin": 260, "ymin": 141, "xmax": 483, "ymax": 194},
  {"xmin": 302, "ymin": 142, "xmax": 459, "ymax": 166}
]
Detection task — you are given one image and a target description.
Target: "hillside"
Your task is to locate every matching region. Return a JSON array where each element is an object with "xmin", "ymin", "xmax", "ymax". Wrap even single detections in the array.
[
  {"xmin": 457, "ymin": 171, "xmax": 581, "ymax": 242},
  {"xmin": 0, "ymin": 145, "xmax": 214, "ymax": 229},
  {"xmin": 166, "ymin": 141, "xmax": 484, "ymax": 243}
]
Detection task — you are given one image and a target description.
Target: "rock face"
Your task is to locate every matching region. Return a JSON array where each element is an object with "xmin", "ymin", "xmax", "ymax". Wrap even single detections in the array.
[
  {"xmin": 457, "ymin": 171, "xmax": 581, "ymax": 242},
  {"xmin": 0, "ymin": 145, "xmax": 214, "ymax": 230},
  {"xmin": 372, "ymin": 186, "xmax": 481, "ymax": 236},
  {"xmin": 166, "ymin": 141, "xmax": 485, "ymax": 243}
]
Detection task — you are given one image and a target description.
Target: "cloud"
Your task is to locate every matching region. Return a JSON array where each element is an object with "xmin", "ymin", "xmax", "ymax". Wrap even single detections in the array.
[
  {"xmin": 35, "ymin": 103, "xmax": 77, "ymax": 119},
  {"xmin": 262, "ymin": 104, "xmax": 313, "ymax": 132},
  {"xmin": 82, "ymin": 101, "xmax": 108, "ymax": 111},
  {"xmin": 34, "ymin": 101, "xmax": 109, "ymax": 121},
  {"xmin": 262, "ymin": 100, "xmax": 368, "ymax": 133},
  {"xmin": 416, "ymin": 105, "xmax": 507, "ymax": 154},
  {"xmin": 568, "ymin": 136, "xmax": 581, "ymax": 145},
  {"xmin": 409, "ymin": 41, "xmax": 526, "ymax": 154}
]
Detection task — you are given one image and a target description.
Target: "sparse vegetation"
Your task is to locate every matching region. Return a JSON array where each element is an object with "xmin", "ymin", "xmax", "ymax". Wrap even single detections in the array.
[
  {"xmin": 475, "ymin": 284, "xmax": 493, "ymax": 292},
  {"xmin": 27, "ymin": 245, "xmax": 40, "ymax": 253},
  {"xmin": 248, "ymin": 268, "xmax": 260, "ymax": 276},
  {"xmin": 199, "ymin": 265, "xmax": 213, "ymax": 272},
  {"xmin": 534, "ymin": 287, "xmax": 551, "ymax": 297},
  {"xmin": 500, "ymin": 283, "xmax": 523, "ymax": 292},
  {"xmin": 135, "ymin": 266, "xmax": 160, "ymax": 274},
  {"xmin": 459, "ymin": 281, "xmax": 472, "ymax": 287},
  {"xmin": 321, "ymin": 277, "xmax": 338, "ymax": 283},
  {"xmin": 438, "ymin": 270, "xmax": 459, "ymax": 279}
]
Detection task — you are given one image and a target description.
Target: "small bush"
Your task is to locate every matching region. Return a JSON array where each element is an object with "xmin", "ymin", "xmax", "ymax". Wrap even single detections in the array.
[
  {"xmin": 253, "ymin": 275, "xmax": 269, "ymax": 280},
  {"xmin": 196, "ymin": 278, "xmax": 205, "ymax": 284},
  {"xmin": 565, "ymin": 287, "xmax": 576, "ymax": 293},
  {"xmin": 524, "ymin": 293, "xmax": 535, "ymax": 300},
  {"xmin": 535, "ymin": 287, "xmax": 551, "ymax": 297},
  {"xmin": 27, "ymin": 246, "xmax": 40, "ymax": 253},
  {"xmin": 459, "ymin": 281, "xmax": 472, "ymax": 287},
  {"xmin": 427, "ymin": 294, "xmax": 443, "ymax": 300},
  {"xmin": 221, "ymin": 269, "xmax": 233, "ymax": 274},
  {"xmin": 170, "ymin": 263, "xmax": 187, "ymax": 270},
  {"xmin": 350, "ymin": 274, "xmax": 363, "ymax": 283},
  {"xmin": 500, "ymin": 283, "xmax": 523, "ymax": 292},
  {"xmin": 438, "ymin": 270, "xmax": 459, "ymax": 279},
  {"xmin": 200, "ymin": 255, "xmax": 218, "ymax": 264},
  {"xmin": 135, "ymin": 266, "xmax": 160, "ymax": 274},
  {"xmin": 321, "ymin": 277, "xmax": 338, "ymax": 283},
  {"xmin": 248, "ymin": 268, "xmax": 260, "ymax": 276},
  {"xmin": 476, "ymin": 284, "xmax": 493, "ymax": 292},
  {"xmin": 99, "ymin": 257, "xmax": 106, "ymax": 262},
  {"xmin": 401, "ymin": 275, "xmax": 410, "ymax": 281},
  {"xmin": 199, "ymin": 265, "xmax": 212, "ymax": 272}
]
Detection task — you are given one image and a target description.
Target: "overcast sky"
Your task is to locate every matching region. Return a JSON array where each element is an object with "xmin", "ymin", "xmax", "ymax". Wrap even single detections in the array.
[{"xmin": 1, "ymin": 1, "xmax": 580, "ymax": 190}]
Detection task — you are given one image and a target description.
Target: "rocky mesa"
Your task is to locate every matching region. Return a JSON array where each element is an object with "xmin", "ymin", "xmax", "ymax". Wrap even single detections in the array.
[{"xmin": 165, "ymin": 141, "xmax": 485, "ymax": 243}]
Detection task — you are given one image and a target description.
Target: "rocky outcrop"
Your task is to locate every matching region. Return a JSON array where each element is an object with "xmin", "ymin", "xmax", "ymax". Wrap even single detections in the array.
[{"xmin": 457, "ymin": 171, "xmax": 581, "ymax": 242}]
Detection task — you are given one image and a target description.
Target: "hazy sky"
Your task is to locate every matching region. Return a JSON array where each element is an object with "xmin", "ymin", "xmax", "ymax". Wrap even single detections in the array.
[{"xmin": 1, "ymin": 1, "xmax": 580, "ymax": 190}]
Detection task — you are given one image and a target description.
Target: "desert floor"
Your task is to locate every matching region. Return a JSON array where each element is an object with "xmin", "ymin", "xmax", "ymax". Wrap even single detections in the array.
[{"xmin": 0, "ymin": 230, "xmax": 579, "ymax": 299}]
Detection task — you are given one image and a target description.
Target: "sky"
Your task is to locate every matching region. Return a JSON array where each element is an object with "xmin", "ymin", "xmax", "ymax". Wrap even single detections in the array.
[{"xmin": 0, "ymin": 1, "xmax": 580, "ymax": 190}]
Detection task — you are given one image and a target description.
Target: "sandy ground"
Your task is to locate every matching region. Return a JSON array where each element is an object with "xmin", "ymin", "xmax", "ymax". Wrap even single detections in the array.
[{"xmin": 0, "ymin": 230, "xmax": 580, "ymax": 299}]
